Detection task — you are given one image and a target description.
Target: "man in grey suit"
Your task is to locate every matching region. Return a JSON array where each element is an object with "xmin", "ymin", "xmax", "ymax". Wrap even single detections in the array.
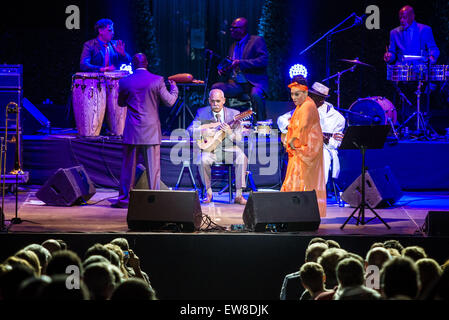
[
  {"xmin": 187, "ymin": 89, "xmax": 248, "ymax": 205},
  {"xmin": 112, "ymin": 53, "xmax": 178, "ymax": 208},
  {"xmin": 212, "ymin": 17, "xmax": 269, "ymax": 121}
]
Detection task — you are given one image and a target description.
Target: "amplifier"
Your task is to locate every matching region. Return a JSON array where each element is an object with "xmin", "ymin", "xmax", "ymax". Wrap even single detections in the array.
[{"xmin": 0, "ymin": 65, "xmax": 23, "ymax": 89}]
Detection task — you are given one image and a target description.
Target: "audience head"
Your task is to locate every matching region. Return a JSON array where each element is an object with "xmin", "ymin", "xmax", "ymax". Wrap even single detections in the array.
[
  {"xmin": 110, "ymin": 238, "xmax": 130, "ymax": 251},
  {"xmin": 402, "ymin": 246, "xmax": 427, "ymax": 262},
  {"xmin": 308, "ymin": 237, "xmax": 327, "ymax": 246},
  {"xmin": 380, "ymin": 256, "xmax": 420, "ymax": 299},
  {"xmin": 325, "ymin": 240, "xmax": 341, "ymax": 249},
  {"xmin": 370, "ymin": 242, "xmax": 385, "ymax": 250},
  {"xmin": 46, "ymin": 250, "xmax": 83, "ymax": 277},
  {"xmin": 383, "ymin": 240, "xmax": 404, "ymax": 253},
  {"xmin": 387, "ymin": 248, "xmax": 401, "ymax": 258},
  {"xmin": 85, "ymin": 243, "xmax": 120, "ymax": 268},
  {"xmin": 299, "ymin": 262, "xmax": 326, "ymax": 295},
  {"xmin": 318, "ymin": 248, "xmax": 348, "ymax": 289},
  {"xmin": 15, "ymin": 250, "xmax": 41, "ymax": 276},
  {"xmin": 83, "ymin": 262, "xmax": 116, "ymax": 300},
  {"xmin": 111, "ymin": 279, "xmax": 157, "ymax": 300},
  {"xmin": 83, "ymin": 255, "xmax": 110, "ymax": 269},
  {"xmin": 23, "ymin": 244, "xmax": 51, "ymax": 274},
  {"xmin": 305, "ymin": 242, "xmax": 328, "ymax": 263},
  {"xmin": 41, "ymin": 239, "xmax": 62, "ymax": 255},
  {"xmin": 366, "ymin": 247, "xmax": 392, "ymax": 270},
  {"xmin": 336, "ymin": 258, "xmax": 365, "ymax": 288},
  {"xmin": 416, "ymin": 258, "xmax": 442, "ymax": 296}
]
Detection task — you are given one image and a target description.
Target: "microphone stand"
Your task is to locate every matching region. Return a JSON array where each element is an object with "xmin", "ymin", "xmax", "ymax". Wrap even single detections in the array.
[{"xmin": 300, "ymin": 13, "xmax": 359, "ymax": 81}]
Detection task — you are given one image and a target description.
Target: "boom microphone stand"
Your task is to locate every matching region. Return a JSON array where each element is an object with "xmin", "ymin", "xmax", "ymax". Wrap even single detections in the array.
[{"xmin": 300, "ymin": 12, "xmax": 363, "ymax": 81}]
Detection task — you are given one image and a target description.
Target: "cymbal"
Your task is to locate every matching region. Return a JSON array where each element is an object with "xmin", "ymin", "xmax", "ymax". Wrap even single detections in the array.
[{"xmin": 339, "ymin": 58, "xmax": 374, "ymax": 68}]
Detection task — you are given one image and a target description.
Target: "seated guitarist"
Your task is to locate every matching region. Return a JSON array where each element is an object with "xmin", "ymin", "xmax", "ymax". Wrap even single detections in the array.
[
  {"xmin": 277, "ymin": 82, "xmax": 345, "ymax": 184},
  {"xmin": 187, "ymin": 89, "xmax": 248, "ymax": 205}
]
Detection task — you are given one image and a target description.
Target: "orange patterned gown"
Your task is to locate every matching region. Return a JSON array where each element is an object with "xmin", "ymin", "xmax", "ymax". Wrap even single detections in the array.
[{"xmin": 281, "ymin": 96, "xmax": 326, "ymax": 217}]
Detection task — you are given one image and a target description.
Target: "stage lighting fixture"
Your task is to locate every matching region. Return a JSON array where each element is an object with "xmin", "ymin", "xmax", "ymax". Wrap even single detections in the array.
[{"xmin": 289, "ymin": 64, "xmax": 308, "ymax": 79}]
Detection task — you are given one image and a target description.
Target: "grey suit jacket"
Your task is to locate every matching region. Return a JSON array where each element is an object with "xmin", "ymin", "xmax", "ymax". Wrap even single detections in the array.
[
  {"xmin": 187, "ymin": 106, "xmax": 243, "ymax": 146},
  {"xmin": 118, "ymin": 69, "xmax": 178, "ymax": 145},
  {"xmin": 228, "ymin": 35, "xmax": 269, "ymax": 94}
]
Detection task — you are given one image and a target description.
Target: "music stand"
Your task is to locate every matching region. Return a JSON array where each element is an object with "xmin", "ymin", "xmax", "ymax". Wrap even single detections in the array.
[{"xmin": 340, "ymin": 125, "xmax": 391, "ymax": 230}]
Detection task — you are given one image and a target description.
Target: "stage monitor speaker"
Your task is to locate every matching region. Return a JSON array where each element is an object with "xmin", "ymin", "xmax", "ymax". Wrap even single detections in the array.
[
  {"xmin": 242, "ymin": 191, "xmax": 320, "ymax": 232},
  {"xmin": 127, "ymin": 190, "xmax": 202, "ymax": 232},
  {"xmin": 341, "ymin": 166, "xmax": 403, "ymax": 208},
  {"xmin": 36, "ymin": 166, "xmax": 96, "ymax": 206},
  {"xmin": 423, "ymin": 211, "xmax": 449, "ymax": 236}
]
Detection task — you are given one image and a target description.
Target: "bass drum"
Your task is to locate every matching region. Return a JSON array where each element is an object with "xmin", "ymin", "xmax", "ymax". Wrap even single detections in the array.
[{"xmin": 348, "ymin": 97, "xmax": 397, "ymax": 126}]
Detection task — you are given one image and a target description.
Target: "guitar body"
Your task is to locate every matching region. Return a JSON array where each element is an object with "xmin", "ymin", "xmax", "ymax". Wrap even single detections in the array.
[
  {"xmin": 196, "ymin": 123, "xmax": 226, "ymax": 152},
  {"xmin": 195, "ymin": 110, "xmax": 253, "ymax": 152}
]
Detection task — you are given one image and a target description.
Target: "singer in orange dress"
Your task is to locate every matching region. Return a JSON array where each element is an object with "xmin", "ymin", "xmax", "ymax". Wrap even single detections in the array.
[{"xmin": 281, "ymin": 76, "xmax": 326, "ymax": 217}]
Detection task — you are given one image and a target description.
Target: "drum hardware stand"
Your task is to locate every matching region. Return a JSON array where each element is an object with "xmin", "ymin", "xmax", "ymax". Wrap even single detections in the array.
[
  {"xmin": 340, "ymin": 125, "xmax": 391, "ymax": 230},
  {"xmin": 322, "ymin": 65, "xmax": 356, "ymax": 110},
  {"xmin": 398, "ymin": 80, "xmax": 438, "ymax": 140},
  {"xmin": 165, "ymin": 84, "xmax": 199, "ymax": 130}
]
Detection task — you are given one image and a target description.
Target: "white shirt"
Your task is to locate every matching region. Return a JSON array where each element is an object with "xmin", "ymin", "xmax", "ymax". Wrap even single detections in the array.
[
  {"xmin": 276, "ymin": 101, "xmax": 346, "ymax": 181},
  {"xmin": 212, "ymin": 108, "xmax": 225, "ymax": 123}
]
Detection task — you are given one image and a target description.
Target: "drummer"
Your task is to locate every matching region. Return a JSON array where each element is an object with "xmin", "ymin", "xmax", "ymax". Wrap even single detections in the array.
[
  {"xmin": 80, "ymin": 18, "xmax": 132, "ymax": 72},
  {"xmin": 384, "ymin": 5, "xmax": 439, "ymax": 65}
]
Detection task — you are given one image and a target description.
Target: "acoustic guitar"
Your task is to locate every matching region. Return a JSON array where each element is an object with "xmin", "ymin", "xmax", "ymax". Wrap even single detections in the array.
[{"xmin": 196, "ymin": 110, "xmax": 253, "ymax": 152}]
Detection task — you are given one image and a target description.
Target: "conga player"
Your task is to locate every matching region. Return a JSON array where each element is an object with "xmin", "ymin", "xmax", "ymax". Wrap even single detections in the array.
[{"xmin": 80, "ymin": 18, "xmax": 131, "ymax": 72}]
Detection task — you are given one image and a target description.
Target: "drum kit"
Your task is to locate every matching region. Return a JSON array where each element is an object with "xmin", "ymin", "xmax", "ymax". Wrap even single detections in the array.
[
  {"xmin": 71, "ymin": 70, "xmax": 129, "ymax": 137},
  {"xmin": 325, "ymin": 56, "xmax": 448, "ymax": 139}
]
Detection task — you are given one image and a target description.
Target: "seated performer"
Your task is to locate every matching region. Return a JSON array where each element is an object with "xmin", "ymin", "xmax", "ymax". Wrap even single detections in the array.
[
  {"xmin": 211, "ymin": 17, "xmax": 269, "ymax": 121},
  {"xmin": 278, "ymin": 82, "xmax": 345, "ymax": 184},
  {"xmin": 280, "ymin": 76, "xmax": 326, "ymax": 217},
  {"xmin": 80, "ymin": 18, "xmax": 131, "ymax": 72},
  {"xmin": 187, "ymin": 89, "xmax": 248, "ymax": 205}
]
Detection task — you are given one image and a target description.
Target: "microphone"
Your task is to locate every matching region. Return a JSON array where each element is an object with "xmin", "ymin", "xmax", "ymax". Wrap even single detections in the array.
[{"xmin": 353, "ymin": 13, "xmax": 366, "ymax": 26}]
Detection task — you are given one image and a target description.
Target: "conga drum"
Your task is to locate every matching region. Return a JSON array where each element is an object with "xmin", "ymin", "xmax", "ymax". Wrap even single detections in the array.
[
  {"xmin": 72, "ymin": 73, "xmax": 106, "ymax": 137},
  {"xmin": 104, "ymin": 71, "xmax": 129, "ymax": 136}
]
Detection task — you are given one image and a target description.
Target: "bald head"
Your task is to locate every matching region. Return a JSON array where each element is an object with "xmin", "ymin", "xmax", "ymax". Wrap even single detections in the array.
[
  {"xmin": 230, "ymin": 17, "xmax": 248, "ymax": 41},
  {"xmin": 209, "ymin": 89, "xmax": 226, "ymax": 113},
  {"xmin": 132, "ymin": 53, "xmax": 148, "ymax": 70},
  {"xmin": 399, "ymin": 5, "xmax": 415, "ymax": 29}
]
